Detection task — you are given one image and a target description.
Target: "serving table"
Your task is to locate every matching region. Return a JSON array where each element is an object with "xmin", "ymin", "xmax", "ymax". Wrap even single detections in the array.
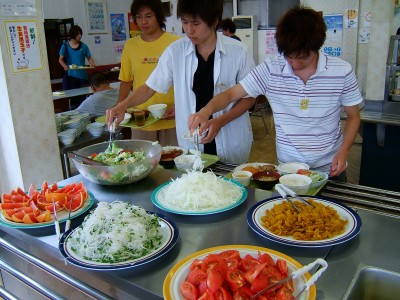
[{"xmin": 1, "ymin": 167, "xmax": 400, "ymax": 299}]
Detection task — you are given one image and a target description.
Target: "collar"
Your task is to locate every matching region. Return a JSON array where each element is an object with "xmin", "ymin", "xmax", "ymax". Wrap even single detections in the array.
[
  {"xmin": 184, "ymin": 33, "xmax": 224, "ymax": 57},
  {"xmin": 281, "ymin": 51, "xmax": 328, "ymax": 76}
]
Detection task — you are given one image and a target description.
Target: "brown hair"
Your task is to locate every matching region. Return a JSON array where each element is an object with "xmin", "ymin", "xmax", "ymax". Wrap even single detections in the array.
[
  {"xmin": 131, "ymin": 0, "xmax": 166, "ymax": 29},
  {"xmin": 69, "ymin": 25, "xmax": 83, "ymax": 39},
  {"xmin": 177, "ymin": 0, "xmax": 223, "ymax": 29},
  {"xmin": 275, "ymin": 6, "xmax": 326, "ymax": 57}
]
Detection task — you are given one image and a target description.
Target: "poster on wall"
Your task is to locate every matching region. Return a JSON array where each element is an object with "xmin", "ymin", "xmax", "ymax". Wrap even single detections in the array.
[
  {"xmin": 323, "ymin": 14, "xmax": 343, "ymax": 57},
  {"xmin": 358, "ymin": 28, "xmax": 370, "ymax": 44},
  {"xmin": 85, "ymin": 0, "xmax": 108, "ymax": 34},
  {"xmin": 344, "ymin": 9, "xmax": 358, "ymax": 29},
  {"xmin": 110, "ymin": 13, "xmax": 126, "ymax": 41},
  {"xmin": 128, "ymin": 12, "xmax": 140, "ymax": 38},
  {"xmin": 265, "ymin": 29, "xmax": 278, "ymax": 55},
  {"xmin": 1, "ymin": 0, "xmax": 36, "ymax": 16},
  {"xmin": 4, "ymin": 20, "xmax": 43, "ymax": 73}
]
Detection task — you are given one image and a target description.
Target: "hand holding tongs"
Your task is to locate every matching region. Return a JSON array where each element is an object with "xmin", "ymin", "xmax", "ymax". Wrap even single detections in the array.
[
  {"xmin": 251, "ymin": 258, "xmax": 328, "ymax": 299},
  {"xmin": 193, "ymin": 127, "xmax": 200, "ymax": 151}
]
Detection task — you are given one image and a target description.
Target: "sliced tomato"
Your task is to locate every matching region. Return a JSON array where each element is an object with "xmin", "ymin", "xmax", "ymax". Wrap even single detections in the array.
[
  {"xmin": 250, "ymin": 273, "xmax": 270, "ymax": 293},
  {"xmin": 275, "ymin": 286, "xmax": 295, "ymax": 300},
  {"xmin": 207, "ymin": 268, "xmax": 225, "ymax": 293},
  {"xmin": 225, "ymin": 258, "xmax": 240, "ymax": 270},
  {"xmin": 201, "ymin": 256, "xmax": 224, "ymax": 273},
  {"xmin": 276, "ymin": 259, "xmax": 288, "ymax": 278},
  {"xmin": 198, "ymin": 289, "xmax": 215, "ymax": 300},
  {"xmin": 217, "ymin": 250, "xmax": 241, "ymax": 261},
  {"xmin": 181, "ymin": 281, "xmax": 199, "ymax": 300},
  {"xmin": 215, "ymin": 286, "xmax": 233, "ymax": 300},
  {"xmin": 233, "ymin": 285, "xmax": 254, "ymax": 300},
  {"xmin": 188, "ymin": 267, "xmax": 207, "ymax": 286},
  {"xmin": 190, "ymin": 258, "xmax": 204, "ymax": 271},
  {"xmin": 244, "ymin": 263, "xmax": 267, "ymax": 284},
  {"xmin": 226, "ymin": 269, "xmax": 246, "ymax": 291},
  {"xmin": 198, "ymin": 280, "xmax": 208, "ymax": 296},
  {"xmin": 297, "ymin": 169, "xmax": 312, "ymax": 176},
  {"xmin": 240, "ymin": 258, "xmax": 260, "ymax": 272},
  {"xmin": 258, "ymin": 251, "xmax": 275, "ymax": 267}
]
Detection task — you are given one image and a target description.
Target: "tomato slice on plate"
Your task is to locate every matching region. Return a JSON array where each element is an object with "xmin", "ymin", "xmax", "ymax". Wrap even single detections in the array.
[
  {"xmin": 207, "ymin": 268, "xmax": 225, "ymax": 293},
  {"xmin": 226, "ymin": 269, "xmax": 246, "ymax": 291},
  {"xmin": 181, "ymin": 281, "xmax": 199, "ymax": 300},
  {"xmin": 217, "ymin": 250, "xmax": 241, "ymax": 260},
  {"xmin": 187, "ymin": 268, "xmax": 207, "ymax": 286},
  {"xmin": 240, "ymin": 258, "xmax": 260, "ymax": 272}
]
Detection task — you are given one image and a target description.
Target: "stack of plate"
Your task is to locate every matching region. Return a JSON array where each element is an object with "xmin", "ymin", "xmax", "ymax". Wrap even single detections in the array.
[
  {"xmin": 86, "ymin": 122, "xmax": 105, "ymax": 137},
  {"xmin": 57, "ymin": 128, "xmax": 77, "ymax": 146},
  {"xmin": 63, "ymin": 118, "xmax": 84, "ymax": 136},
  {"xmin": 61, "ymin": 110, "xmax": 80, "ymax": 117}
]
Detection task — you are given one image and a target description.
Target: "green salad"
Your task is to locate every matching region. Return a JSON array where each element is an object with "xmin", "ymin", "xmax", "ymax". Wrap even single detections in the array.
[{"xmin": 91, "ymin": 142, "xmax": 146, "ymax": 165}]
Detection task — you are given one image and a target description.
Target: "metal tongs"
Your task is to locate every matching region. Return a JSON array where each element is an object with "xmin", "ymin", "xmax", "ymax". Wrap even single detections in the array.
[
  {"xmin": 51, "ymin": 198, "xmax": 61, "ymax": 240},
  {"xmin": 68, "ymin": 152, "xmax": 108, "ymax": 166},
  {"xmin": 193, "ymin": 127, "xmax": 200, "ymax": 151},
  {"xmin": 106, "ymin": 116, "xmax": 117, "ymax": 151},
  {"xmin": 251, "ymin": 258, "xmax": 328, "ymax": 299},
  {"xmin": 275, "ymin": 184, "xmax": 315, "ymax": 210}
]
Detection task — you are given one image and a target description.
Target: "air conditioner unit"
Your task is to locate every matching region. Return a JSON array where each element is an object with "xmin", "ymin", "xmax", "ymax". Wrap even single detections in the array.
[{"xmin": 232, "ymin": 15, "xmax": 258, "ymax": 64}]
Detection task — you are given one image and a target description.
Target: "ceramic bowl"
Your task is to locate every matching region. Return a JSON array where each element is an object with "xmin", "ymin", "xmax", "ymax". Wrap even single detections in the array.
[
  {"xmin": 119, "ymin": 113, "xmax": 132, "ymax": 125},
  {"xmin": 174, "ymin": 155, "xmax": 196, "ymax": 171},
  {"xmin": 252, "ymin": 170, "xmax": 281, "ymax": 190},
  {"xmin": 279, "ymin": 173, "xmax": 312, "ymax": 194},
  {"xmin": 147, "ymin": 104, "xmax": 167, "ymax": 119},
  {"xmin": 232, "ymin": 171, "xmax": 252, "ymax": 186}
]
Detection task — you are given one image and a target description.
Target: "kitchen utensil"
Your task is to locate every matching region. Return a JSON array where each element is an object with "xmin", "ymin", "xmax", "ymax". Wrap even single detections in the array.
[
  {"xmin": 106, "ymin": 117, "xmax": 117, "ymax": 151},
  {"xmin": 194, "ymin": 128, "xmax": 200, "ymax": 151},
  {"xmin": 51, "ymin": 198, "xmax": 60, "ymax": 240},
  {"xmin": 275, "ymin": 184, "xmax": 301, "ymax": 212},
  {"xmin": 68, "ymin": 152, "xmax": 108, "ymax": 166},
  {"xmin": 250, "ymin": 258, "xmax": 328, "ymax": 299},
  {"xmin": 280, "ymin": 184, "xmax": 316, "ymax": 208},
  {"xmin": 65, "ymin": 199, "xmax": 72, "ymax": 232}
]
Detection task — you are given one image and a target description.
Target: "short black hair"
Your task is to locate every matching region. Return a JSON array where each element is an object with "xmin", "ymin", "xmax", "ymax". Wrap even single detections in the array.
[
  {"xmin": 69, "ymin": 25, "xmax": 83, "ymax": 39},
  {"xmin": 177, "ymin": 0, "xmax": 223, "ymax": 29},
  {"xmin": 131, "ymin": 0, "xmax": 166, "ymax": 29},
  {"xmin": 89, "ymin": 72, "xmax": 108, "ymax": 87},
  {"xmin": 220, "ymin": 18, "xmax": 236, "ymax": 34}
]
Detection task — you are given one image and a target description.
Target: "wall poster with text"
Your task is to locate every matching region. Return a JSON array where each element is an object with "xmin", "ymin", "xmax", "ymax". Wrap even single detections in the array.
[
  {"xmin": 323, "ymin": 14, "xmax": 343, "ymax": 57},
  {"xmin": 85, "ymin": 0, "xmax": 108, "ymax": 34},
  {"xmin": 110, "ymin": 13, "xmax": 126, "ymax": 41},
  {"xmin": 4, "ymin": 20, "xmax": 43, "ymax": 73}
]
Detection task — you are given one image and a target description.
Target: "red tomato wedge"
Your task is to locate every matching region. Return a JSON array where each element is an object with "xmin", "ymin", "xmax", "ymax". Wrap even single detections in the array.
[{"xmin": 180, "ymin": 251, "xmax": 296, "ymax": 300}]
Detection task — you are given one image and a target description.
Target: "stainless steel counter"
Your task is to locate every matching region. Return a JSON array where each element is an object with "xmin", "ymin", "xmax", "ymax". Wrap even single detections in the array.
[{"xmin": 1, "ymin": 168, "xmax": 400, "ymax": 299}]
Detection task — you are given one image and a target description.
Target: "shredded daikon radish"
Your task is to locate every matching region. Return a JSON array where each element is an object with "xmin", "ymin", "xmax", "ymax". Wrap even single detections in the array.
[
  {"xmin": 68, "ymin": 201, "xmax": 162, "ymax": 263},
  {"xmin": 157, "ymin": 171, "xmax": 243, "ymax": 211}
]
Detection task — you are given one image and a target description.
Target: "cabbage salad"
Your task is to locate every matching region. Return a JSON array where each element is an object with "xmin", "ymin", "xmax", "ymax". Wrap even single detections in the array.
[
  {"xmin": 68, "ymin": 201, "xmax": 162, "ymax": 263},
  {"xmin": 92, "ymin": 142, "xmax": 146, "ymax": 165}
]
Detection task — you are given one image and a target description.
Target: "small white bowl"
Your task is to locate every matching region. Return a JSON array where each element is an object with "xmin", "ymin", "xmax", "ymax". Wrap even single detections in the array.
[
  {"xmin": 174, "ymin": 155, "xmax": 195, "ymax": 171},
  {"xmin": 147, "ymin": 104, "xmax": 167, "ymax": 119},
  {"xmin": 58, "ymin": 135, "xmax": 76, "ymax": 146},
  {"xmin": 278, "ymin": 162, "xmax": 310, "ymax": 175},
  {"xmin": 279, "ymin": 173, "xmax": 312, "ymax": 194},
  {"xmin": 232, "ymin": 171, "xmax": 252, "ymax": 186},
  {"xmin": 119, "ymin": 113, "xmax": 131, "ymax": 125}
]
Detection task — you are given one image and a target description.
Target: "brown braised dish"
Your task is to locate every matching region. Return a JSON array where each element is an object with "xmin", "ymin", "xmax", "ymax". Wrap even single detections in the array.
[
  {"xmin": 252, "ymin": 170, "xmax": 281, "ymax": 190},
  {"xmin": 159, "ymin": 148, "xmax": 184, "ymax": 168}
]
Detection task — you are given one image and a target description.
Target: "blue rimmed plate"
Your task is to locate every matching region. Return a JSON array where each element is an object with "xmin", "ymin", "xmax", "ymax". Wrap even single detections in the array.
[
  {"xmin": 0, "ymin": 191, "xmax": 95, "ymax": 229},
  {"xmin": 59, "ymin": 212, "xmax": 179, "ymax": 271},
  {"xmin": 151, "ymin": 178, "xmax": 248, "ymax": 215},
  {"xmin": 247, "ymin": 196, "xmax": 362, "ymax": 247}
]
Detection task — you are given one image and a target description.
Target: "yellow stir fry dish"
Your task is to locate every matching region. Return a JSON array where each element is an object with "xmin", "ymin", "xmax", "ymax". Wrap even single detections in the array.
[{"xmin": 261, "ymin": 199, "xmax": 348, "ymax": 240}]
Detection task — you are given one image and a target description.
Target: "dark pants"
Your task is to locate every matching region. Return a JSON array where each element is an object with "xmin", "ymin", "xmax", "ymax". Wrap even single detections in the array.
[{"xmin": 62, "ymin": 74, "xmax": 89, "ymax": 90}]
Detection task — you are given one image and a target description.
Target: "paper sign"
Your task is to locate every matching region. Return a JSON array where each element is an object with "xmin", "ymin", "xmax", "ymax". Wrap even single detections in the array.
[{"xmin": 1, "ymin": 0, "xmax": 36, "ymax": 16}]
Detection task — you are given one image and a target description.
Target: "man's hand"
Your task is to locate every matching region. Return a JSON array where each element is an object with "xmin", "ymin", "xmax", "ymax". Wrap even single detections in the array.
[
  {"xmin": 162, "ymin": 106, "xmax": 175, "ymax": 120},
  {"xmin": 199, "ymin": 118, "xmax": 224, "ymax": 144},
  {"xmin": 330, "ymin": 148, "xmax": 348, "ymax": 177},
  {"xmin": 106, "ymin": 103, "xmax": 127, "ymax": 127}
]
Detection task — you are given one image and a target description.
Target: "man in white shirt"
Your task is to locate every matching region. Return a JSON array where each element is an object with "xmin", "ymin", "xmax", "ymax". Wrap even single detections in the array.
[{"xmin": 106, "ymin": 0, "xmax": 255, "ymax": 164}]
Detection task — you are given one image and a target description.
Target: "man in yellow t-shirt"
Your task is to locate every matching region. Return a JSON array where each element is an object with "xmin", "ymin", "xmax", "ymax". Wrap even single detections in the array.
[{"xmin": 118, "ymin": 0, "xmax": 180, "ymax": 145}]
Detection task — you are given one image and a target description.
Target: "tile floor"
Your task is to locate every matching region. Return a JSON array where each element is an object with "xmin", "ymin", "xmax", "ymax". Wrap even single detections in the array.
[{"xmin": 248, "ymin": 106, "xmax": 362, "ymax": 185}]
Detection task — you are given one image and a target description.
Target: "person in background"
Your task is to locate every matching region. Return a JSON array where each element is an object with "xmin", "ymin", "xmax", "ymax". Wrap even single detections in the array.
[
  {"xmin": 117, "ymin": 0, "xmax": 180, "ymax": 146},
  {"xmin": 76, "ymin": 72, "xmax": 118, "ymax": 117},
  {"xmin": 189, "ymin": 6, "xmax": 362, "ymax": 180},
  {"xmin": 106, "ymin": 0, "xmax": 255, "ymax": 164},
  {"xmin": 220, "ymin": 18, "xmax": 241, "ymax": 41},
  {"xmin": 59, "ymin": 25, "xmax": 96, "ymax": 90}
]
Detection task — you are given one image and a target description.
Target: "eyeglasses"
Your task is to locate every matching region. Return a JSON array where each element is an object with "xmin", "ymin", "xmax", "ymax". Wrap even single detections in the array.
[{"xmin": 135, "ymin": 14, "xmax": 154, "ymax": 22}]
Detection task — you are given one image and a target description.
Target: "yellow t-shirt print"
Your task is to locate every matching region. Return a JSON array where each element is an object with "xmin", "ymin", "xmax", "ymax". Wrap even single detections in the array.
[{"xmin": 300, "ymin": 98, "xmax": 309, "ymax": 110}]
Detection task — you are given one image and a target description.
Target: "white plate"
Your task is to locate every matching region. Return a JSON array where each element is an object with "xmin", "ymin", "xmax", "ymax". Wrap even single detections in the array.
[
  {"xmin": 163, "ymin": 245, "xmax": 316, "ymax": 300},
  {"xmin": 151, "ymin": 178, "xmax": 248, "ymax": 215},
  {"xmin": 59, "ymin": 213, "xmax": 179, "ymax": 270},
  {"xmin": 247, "ymin": 196, "xmax": 362, "ymax": 247},
  {"xmin": 233, "ymin": 162, "xmax": 278, "ymax": 173}
]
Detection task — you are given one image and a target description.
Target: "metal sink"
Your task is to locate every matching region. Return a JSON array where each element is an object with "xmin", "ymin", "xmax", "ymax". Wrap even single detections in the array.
[{"xmin": 342, "ymin": 266, "xmax": 400, "ymax": 300}]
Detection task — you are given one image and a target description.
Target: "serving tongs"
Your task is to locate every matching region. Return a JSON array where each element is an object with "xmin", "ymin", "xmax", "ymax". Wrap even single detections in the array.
[
  {"xmin": 68, "ymin": 152, "xmax": 108, "ymax": 166},
  {"xmin": 279, "ymin": 184, "xmax": 316, "ymax": 208},
  {"xmin": 106, "ymin": 116, "xmax": 117, "ymax": 152},
  {"xmin": 250, "ymin": 258, "xmax": 328, "ymax": 299},
  {"xmin": 51, "ymin": 198, "xmax": 61, "ymax": 240},
  {"xmin": 275, "ymin": 184, "xmax": 301, "ymax": 212}
]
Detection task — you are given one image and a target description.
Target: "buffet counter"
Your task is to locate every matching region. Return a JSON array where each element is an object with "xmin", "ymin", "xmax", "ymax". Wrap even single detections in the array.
[{"xmin": 1, "ymin": 167, "xmax": 400, "ymax": 299}]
